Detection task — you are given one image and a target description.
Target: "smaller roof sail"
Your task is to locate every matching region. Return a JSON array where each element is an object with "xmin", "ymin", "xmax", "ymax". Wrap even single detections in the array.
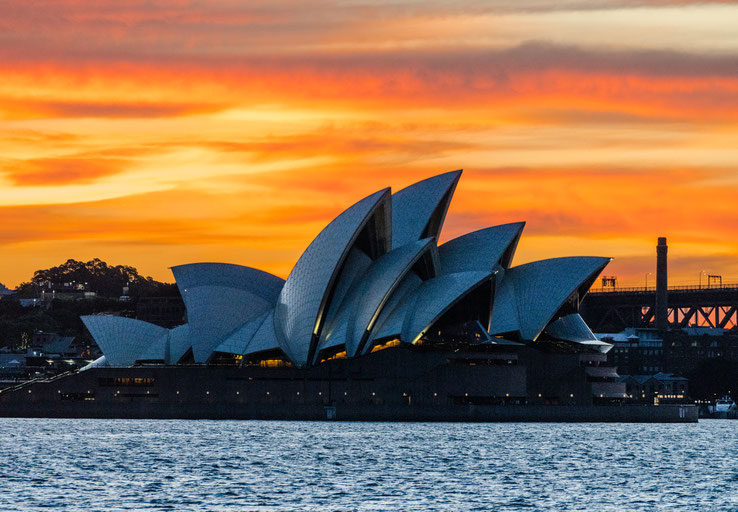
[
  {"xmin": 489, "ymin": 256, "xmax": 610, "ymax": 341},
  {"xmin": 391, "ymin": 170, "xmax": 461, "ymax": 248},
  {"xmin": 171, "ymin": 263, "xmax": 285, "ymax": 363},
  {"xmin": 545, "ymin": 313, "xmax": 613, "ymax": 353},
  {"xmin": 486, "ymin": 276, "xmax": 519, "ymax": 336},
  {"xmin": 371, "ymin": 271, "xmax": 493, "ymax": 344},
  {"xmin": 171, "ymin": 262, "xmax": 284, "ymax": 302},
  {"xmin": 80, "ymin": 355, "xmax": 107, "ymax": 371},
  {"xmin": 275, "ymin": 187, "xmax": 392, "ymax": 367},
  {"xmin": 438, "ymin": 222, "xmax": 525, "ymax": 274},
  {"xmin": 81, "ymin": 315, "xmax": 168, "ymax": 367},
  {"xmin": 138, "ymin": 333, "xmax": 169, "ymax": 362},
  {"xmin": 214, "ymin": 311, "xmax": 270, "ymax": 356},
  {"xmin": 315, "ymin": 247, "xmax": 374, "ymax": 355},
  {"xmin": 321, "ymin": 238, "xmax": 436, "ymax": 358},
  {"xmin": 244, "ymin": 310, "xmax": 282, "ymax": 356},
  {"xmin": 365, "ymin": 272, "xmax": 424, "ymax": 348},
  {"xmin": 168, "ymin": 324, "xmax": 192, "ymax": 364}
]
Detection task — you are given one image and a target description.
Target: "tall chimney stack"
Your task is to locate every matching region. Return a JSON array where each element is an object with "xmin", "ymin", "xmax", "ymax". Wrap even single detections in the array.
[{"xmin": 656, "ymin": 237, "xmax": 668, "ymax": 331}]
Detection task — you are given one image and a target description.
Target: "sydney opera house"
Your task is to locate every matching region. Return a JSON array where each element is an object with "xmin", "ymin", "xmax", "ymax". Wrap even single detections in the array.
[{"xmin": 0, "ymin": 171, "xmax": 697, "ymax": 421}]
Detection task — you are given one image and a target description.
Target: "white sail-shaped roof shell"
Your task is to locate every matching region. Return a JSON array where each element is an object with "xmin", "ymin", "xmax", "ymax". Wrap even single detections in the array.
[
  {"xmin": 138, "ymin": 332, "xmax": 169, "ymax": 362},
  {"xmin": 172, "ymin": 263, "xmax": 285, "ymax": 363},
  {"xmin": 320, "ymin": 238, "xmax": 436, "ymax": 357},
  {"xmin": 80, "ymin": 355, "xmax": 108, "ymax": 371},
  {"xmin": 168, "ymin": 324, "xmax": 191, "ymax": 364},
  {"xmin": 316, "ymin": 248, "xmax": 373, "ymax": 356},
  {"xmin": 372, "ymin": 271, "xmax": 493, "ymax": 344},
  {"xmin": 489, "ymin": 256, "xmax": 610, "ymax": 341},
  {"xmin": 274, "ymin": 188, "xmax": 391, "ymax": 367},
  {"xmin": 245, "ymin": 310, "xmax": 281, "ymax": 356},
  {"xmin": 172, "ymin": 262, "xmax": 285, "ymax": 299},
  {"xmin": 82, "ymin": 315, "xmax": 168, "ymax": 367},
  {"xmin": 487, "ymin": 277, "xmax": 520, "ymax": 336},
  {"xmin": 391, "ymin": 170, "xmax": 461, "ymax": 248},
  {"xmin": 439, "ymin": 222, "xmax": 525, "ymax": 274},
  {"xmin": 545, "ymin": 313, "xmax": 613, "ymax": 353},
  {"xmin": 215, "ymin": 310, "xmax": 270, "ymax": 356},
  {"xmin": 365, "ymin": 272, "xmax": 424, "ymax": 349},
  {"xmin": 213, "ymin": 308, "xmax": 281, "ymax": 357}
]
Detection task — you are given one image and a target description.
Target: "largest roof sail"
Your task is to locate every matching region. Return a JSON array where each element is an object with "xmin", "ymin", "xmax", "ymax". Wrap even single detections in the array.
[{"xmin": 274, "ymin": 188, "xmax": 392, "ymax": 367}]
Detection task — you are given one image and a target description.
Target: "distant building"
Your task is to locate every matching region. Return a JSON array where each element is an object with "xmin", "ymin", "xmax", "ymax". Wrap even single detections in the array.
[
  {"xmin": 598, "ymin": 327, "xmax": 738, "ymax": 377},
  {"xmin": 619, "ymin": 373, "xmax": 689, "ymax": 403},
  {"xmin": 598, "ymin": 328, "xmax": 665, "ymax": 374},
  {"xmin": 18, "ymin": 332, "xmax": 100, "ymax": 381}
]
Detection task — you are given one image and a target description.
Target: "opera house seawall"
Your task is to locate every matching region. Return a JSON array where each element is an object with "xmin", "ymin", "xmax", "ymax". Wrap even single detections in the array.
[{"xmin": 0, "ymin": 171, "xmax": 696, "ymax": 422}]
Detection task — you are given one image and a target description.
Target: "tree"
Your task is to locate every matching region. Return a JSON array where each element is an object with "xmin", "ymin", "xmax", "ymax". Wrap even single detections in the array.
[{"xmin": 28, "ymin": 258, "xmax": 176, "ymax": 298}]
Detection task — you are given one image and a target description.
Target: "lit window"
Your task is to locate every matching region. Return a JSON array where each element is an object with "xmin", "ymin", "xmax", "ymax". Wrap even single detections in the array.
[{"xmin": 370, "ymin": 339, "xmax": 401, "ymax": 353}]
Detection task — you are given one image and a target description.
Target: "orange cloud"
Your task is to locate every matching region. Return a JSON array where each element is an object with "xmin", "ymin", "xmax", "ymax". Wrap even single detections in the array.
[
  {"xmin": 2, "ymin": 157, "xmax": 128, "ymax": 185},
  {"xmin": 1, "ymin": 3, "xmax": 738, "ymax": 290}
]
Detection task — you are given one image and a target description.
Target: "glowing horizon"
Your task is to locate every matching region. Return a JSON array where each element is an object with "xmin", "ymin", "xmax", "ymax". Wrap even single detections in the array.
[{"xmin": 2, "ymin": 1, "xmax": 738, "ymax": 289}]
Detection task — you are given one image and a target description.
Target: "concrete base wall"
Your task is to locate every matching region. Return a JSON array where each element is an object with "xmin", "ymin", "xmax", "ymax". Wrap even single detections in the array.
[{"xmin": 0, "ymin": 401, "xmax": 697, "ymax": 423}]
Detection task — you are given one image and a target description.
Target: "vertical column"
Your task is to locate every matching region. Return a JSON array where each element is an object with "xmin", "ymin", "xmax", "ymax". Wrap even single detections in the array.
[{"xmin": 656, "ymin": 237, "xmax": 668, "ymax": 331}]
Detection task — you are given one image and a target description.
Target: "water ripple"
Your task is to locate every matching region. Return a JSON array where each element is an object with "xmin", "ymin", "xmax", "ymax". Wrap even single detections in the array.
[{"xmin": 0, "ymin": 419, "xmax": 736, "ymax": 511}]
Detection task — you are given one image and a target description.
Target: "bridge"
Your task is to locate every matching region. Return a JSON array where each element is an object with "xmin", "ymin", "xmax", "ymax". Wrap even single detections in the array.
[{"xmin": 580, "ymin": 283, "xmax": 738, "ymax": 331}]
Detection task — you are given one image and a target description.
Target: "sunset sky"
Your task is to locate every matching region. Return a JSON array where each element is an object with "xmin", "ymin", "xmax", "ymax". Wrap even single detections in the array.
[{"xmin": 1, "ymin": 0, "xmax": 738, "ymax": 289}]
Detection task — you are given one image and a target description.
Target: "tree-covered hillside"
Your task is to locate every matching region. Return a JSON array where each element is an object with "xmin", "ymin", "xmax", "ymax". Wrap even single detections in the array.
[{"xmin": 0, "ymin": 259, "xmax": 178, "ymax": 350}]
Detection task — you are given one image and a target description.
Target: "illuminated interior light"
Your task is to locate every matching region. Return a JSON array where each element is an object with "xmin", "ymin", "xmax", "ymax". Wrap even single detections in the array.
[{"xmin": 371, "ymin": 339, "xmax": 401, "ymax": 353}]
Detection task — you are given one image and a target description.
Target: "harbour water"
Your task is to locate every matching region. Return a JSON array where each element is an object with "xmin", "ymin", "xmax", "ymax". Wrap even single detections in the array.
[{"xmin": 0, "ymin": 419, "xmax": 735, "ymax": 511}]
